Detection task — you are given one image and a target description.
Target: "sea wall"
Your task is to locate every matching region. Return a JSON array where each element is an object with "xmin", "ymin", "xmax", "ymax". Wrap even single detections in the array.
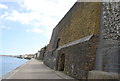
[
  {"xmin": 56, "ymin": 35, "xmax": 100, "ymax": 79},
  {"xmin": 42, "ymin": 1, "xmax": 119, "ymax": 79},
  {"xmin": 47, "ymin": 2, "xmax": 100, "ymax": 50},
  {"xmin": 43, "ymin": 2, "xmax": 101, "ymax": 79}
]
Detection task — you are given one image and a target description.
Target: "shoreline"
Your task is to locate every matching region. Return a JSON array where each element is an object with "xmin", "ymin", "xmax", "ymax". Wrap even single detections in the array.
[
  {"xmin": 0, "ymin": 59, "xmax": 74, "ymax": 79},
  {"xmin": 0, "ymin": 59, "xmax": 30, "ymax": 80}
]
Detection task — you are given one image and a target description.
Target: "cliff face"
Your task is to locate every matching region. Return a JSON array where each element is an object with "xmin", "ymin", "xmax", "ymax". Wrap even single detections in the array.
[{"xmin": 40, "ymin": 2, "xmax": 119, "ymax": 79}]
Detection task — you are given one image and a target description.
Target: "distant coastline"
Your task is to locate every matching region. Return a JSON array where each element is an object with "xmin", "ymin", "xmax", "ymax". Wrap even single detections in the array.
[{"xmin": 0, "ymin": 54, "xmax": 35, "ymax": 60}]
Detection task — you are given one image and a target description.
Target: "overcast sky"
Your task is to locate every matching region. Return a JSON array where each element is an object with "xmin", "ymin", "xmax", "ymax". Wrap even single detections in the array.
[{"xmin": 0, "ymin": 0, "xmax": 77, "ymax": 55}]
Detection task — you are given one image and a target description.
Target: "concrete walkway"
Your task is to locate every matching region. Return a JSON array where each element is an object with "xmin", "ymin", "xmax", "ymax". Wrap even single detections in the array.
[{"xmin": 2, "ymin": 59, "xmax": 74, "ymax": 79}]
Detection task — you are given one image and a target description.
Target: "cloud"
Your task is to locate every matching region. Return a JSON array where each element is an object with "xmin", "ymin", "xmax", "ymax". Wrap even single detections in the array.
[
  {"xmin": 0, "ymin": 25, "xmax": 6, "ymax": 29},
  {"xmin": 0, "ymin": 25, "xmax": 11, "ymax": 30},
  {"xmin": 0, "ymin": 11, "xmax": 9, "ymax": 19},
  {"xmin": 0, "ymin": 3, "xmax": 8, "ymax": 9},
  {"xmin": 19, "ymin": 0, "xmax": 76, "ymax": 18},
  {"xmin": 26, "ymin": 28, "xmax": 43, "ymax": 34},
  {"xmin": 0, "ymin": 0, "xmax": 77, "ymax": 55},
  {"xmin": 1, "ymin": 0, "xmax": 76, "ymax": 36},
  {"xmin": 5, "ymin": 10, "xmax": 42, "ymax": 24}
]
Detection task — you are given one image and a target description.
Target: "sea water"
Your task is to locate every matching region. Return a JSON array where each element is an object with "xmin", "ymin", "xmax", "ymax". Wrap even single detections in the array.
[{"xmin": 0, "ymin": 56, "xmax": 28, "ymax": 77}]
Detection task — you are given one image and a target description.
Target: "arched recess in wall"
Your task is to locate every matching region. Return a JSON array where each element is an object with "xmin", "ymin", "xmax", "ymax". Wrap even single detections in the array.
[
  {"xmin": 43, "ymin": 46, "xmax": 46, "ymax": 58},
  {"xmin": 56, "ymin": 38, "xmax": 60, "ymax": 49},
  {"xmin": 58, "ymin": 54, "xmax": 65, "ymax": 71}
]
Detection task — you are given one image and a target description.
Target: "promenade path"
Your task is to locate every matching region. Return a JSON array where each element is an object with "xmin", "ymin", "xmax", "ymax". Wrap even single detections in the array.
[{"xmin": 2, "ymin": 59, "xmax": 74, "ymax": 79}]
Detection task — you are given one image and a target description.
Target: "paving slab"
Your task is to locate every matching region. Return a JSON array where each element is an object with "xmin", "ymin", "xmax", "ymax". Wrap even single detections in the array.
[{"xmin": 1, "ymin": 59, "xmax": 74, "ymax": 79}]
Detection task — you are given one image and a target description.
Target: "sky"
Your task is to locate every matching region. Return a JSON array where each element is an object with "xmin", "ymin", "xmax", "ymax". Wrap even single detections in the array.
[{"xmin": 0, "ymin": 0, "xmax": 77, "ymax": 55}]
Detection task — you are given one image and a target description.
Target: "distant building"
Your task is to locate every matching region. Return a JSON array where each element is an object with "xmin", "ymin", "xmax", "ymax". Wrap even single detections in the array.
[{"xmin": 27, "ymin": 54, "xmax": 34, "ymax": 58}]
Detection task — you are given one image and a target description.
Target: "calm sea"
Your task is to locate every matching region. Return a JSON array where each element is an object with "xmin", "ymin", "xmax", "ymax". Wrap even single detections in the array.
[{"xmin": 0, "ymin": 56, "xmax": 28, "ymax": 77}]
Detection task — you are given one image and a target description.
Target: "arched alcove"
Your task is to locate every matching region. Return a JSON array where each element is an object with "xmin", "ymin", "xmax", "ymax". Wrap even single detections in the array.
[
  {"xmin": 56, "ymin": 38, "xmax": 60, "ymax": 49},
  {"xmin": 58, "ymin": 54, "xmax": 65, "ymax": 71}
]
